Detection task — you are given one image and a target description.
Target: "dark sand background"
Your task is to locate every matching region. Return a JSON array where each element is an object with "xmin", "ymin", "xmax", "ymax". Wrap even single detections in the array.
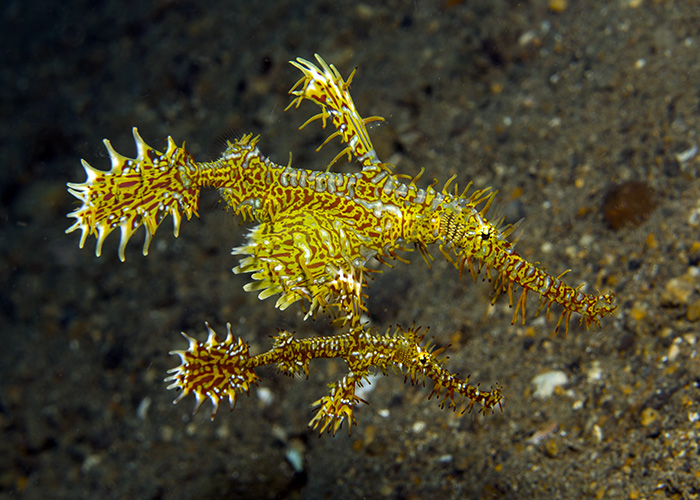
[{"xmin": 2, "ymin": 0, "xmax": 699, "ymax": 498}]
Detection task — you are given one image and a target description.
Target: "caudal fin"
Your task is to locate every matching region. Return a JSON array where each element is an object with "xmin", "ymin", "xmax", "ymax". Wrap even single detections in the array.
[{"xmin": 66, "ymin": 127, "xmax": 201, "ymax": 261}]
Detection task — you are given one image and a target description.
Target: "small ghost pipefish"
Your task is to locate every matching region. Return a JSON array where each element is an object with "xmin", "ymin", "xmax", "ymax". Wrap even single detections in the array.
[{"xmin": 66, "ymin": 54, "xmax": 616, "ymax": 435}]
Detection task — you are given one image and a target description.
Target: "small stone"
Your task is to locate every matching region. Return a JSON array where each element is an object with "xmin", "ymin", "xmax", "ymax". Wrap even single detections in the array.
[
  {"xmin": 602, "ymin": 181, "xmax": 657, "ymax": 230},
  {"xmin": 661, "ymin": 268, "xmax": 699, "ymax": 306},
  {"xmin": 256, "ymin": 387, "xmax": 274, "ymax": 407},
  {"xmin": 81, "ymin": 454, "xmax": 103, "ymax": 474},
  {"xmin": 543, "ymin": 438, "xmax": 559, "ymax": 458},
  {"xmin": 411, "ymin": 421, "xmax": 426, "ymax": 433},
  {"xmin": 592, "ymin": 424, "xmax": 603, "ymax": 443},
  {"xmin": 585, "ymin": 361, "xmax": 603, "ymax": 382},
  {"xmin": 687, "ymin": 299, "xmax": 700, "ymax": 321},
  {"xmin": 532, "ymin": 370, "xmax": 568, "ymax": 399},
  {"xmin": 640, "ymin": 407, "xmax": 659, "ymax": 427},
  {"xmin": 666, "ymin": 343, "xmax": 681, "ymax": 362},
  {"xmin": 645, "ymin": 232, "xmax": 658, "ymax": 249},
  {"xmin": 136, "ymin": 396, "xmax": 151, "ymax": 420},
  {"xmin": 285, "ymin": 438, "xmax": 306, "ymax": 473},
  {"xmin": 548, "ymin": 0, "xmax": 568, "ymax": 13},
  {"xmin": 629, "ymin": 303, "xmax": 647, "ymax": 321},
  {"xmin": 363, "ymin": 424, "xmax": 376, "ymax": 448}
]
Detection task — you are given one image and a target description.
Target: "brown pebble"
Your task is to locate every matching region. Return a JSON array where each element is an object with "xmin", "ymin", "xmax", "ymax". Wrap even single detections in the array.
[
  {"xmin": 687, "ymin": 299, "xmax": 700, "ymax": 321},
  {"xmin": 548, "ymin": 0, "xmax": 568, "ymax": 13},
  {"xmin": 602, "ymin": 181, "xmax": 657, "ymax": 230},
  {"xmin": 640, "ymin": 407, "xmax": 659, "ymax": 427},
  {"xmin": 661, "ymin": 269, "xmax": 698, "ymax": 306},
  {"xmin": 544, "ymin": 438, "xmax": 559, "ymax": 457}
]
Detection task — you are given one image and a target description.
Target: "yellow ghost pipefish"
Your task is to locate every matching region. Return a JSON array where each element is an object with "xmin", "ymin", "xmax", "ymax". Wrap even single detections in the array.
[{"xmin": 66, "ymin": 54, "xmax": 616, "ymax": 435}]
